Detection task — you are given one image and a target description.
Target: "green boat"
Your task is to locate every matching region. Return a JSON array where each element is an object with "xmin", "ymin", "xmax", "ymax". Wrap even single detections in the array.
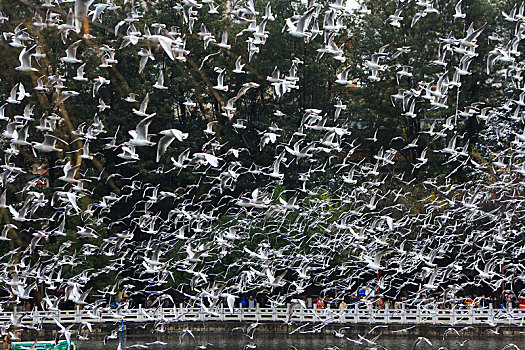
[{"xmin": 10, "ymin": 340, "xmax": 77, "ymax": 350}]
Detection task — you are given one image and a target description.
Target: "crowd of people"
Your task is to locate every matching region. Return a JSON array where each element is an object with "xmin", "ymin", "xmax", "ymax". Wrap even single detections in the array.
[
  {"xmin": 26, "ymin": 290, "xmax": 525, "ymax": 313},
  {"xmin": 105, "ymin": 292, "xmax": 525, "ymax": 312},
  {"xmin": 311, "ymin": 293, "xmax": 525, "ymax": 311}
]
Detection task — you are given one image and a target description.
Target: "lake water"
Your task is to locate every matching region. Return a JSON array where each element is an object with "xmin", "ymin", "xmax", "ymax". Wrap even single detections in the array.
[{"xmin": 77, "ymin": 334, "xmax": 525, "ymax": 349}]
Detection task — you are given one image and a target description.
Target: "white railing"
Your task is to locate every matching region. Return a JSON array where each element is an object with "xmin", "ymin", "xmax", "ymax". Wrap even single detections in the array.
[{"xmin": 8, "ymin": 304, "xmax": 525, "ymax": 326}]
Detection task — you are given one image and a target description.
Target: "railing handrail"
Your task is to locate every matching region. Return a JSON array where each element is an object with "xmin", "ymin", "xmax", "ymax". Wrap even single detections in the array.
[{"xmin": 7, "ymin": 305, "xmax": 525, "ymax": 326}]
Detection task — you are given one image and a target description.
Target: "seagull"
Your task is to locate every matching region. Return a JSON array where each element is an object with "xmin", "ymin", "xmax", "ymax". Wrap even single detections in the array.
[
  {"xmin": 263, "ymin": 2, "xmax": 275, "ymax": 21},
  {"xmin": 60, "ymin": 40, "xmax": 82, "ymax": 64},
  {"xmin": 232, "ymin": 56, "xmax": 246, "ymax": 74},
  {"xmin": 0, "ymin": 224, "xmax": 16, "ymax": 241},
  {"xmin": 75, "ymin": 0, "xmax": 95, "ymax": 33},
  {"xmin": 411, "ymin": 336, "xmax": 432, "ymax": 349},
  {"xmin": 363, "ymin": 249, "xmax": 390, "ymax": 271},
  {"xmin": 169, "ymin": 149, "xmax": 191, "ymax": 171},
  {"xmin": 59, "ymin": 161, "xmax": 80, "ymax": 184},
  {"xmin": 183, "ymin": 97, "xmax": 196, "ymax": 114},
  {"xmin": 32, "ymin": 134, "xmax": 65, "ymax": 153},
  {"xmin": 133, "ymin": 93, "xmax": 154, "ymax": 117},
  {"xmin": 153, "ymin": 70, "xmax": 168, "ymax": 90},
  {"xmin": 125, "ymin": 93, "xmax": 139, "ymax": 103},
  {"xmin": 117, "ymin": 145, "xmax": 140, "ymax": 161},
  {"xmin": 92, "ymin": 76, "xmax": 110, "ymax": 97},
  {"xmin": 128, "ymin": 115, "xmax": 156, "ymax": 147},
  {"xmin": 266, "ymin": 268, "xmax": 287, "ymax": 288},
  {"xmin": 156, "ymin": 128, "xmax": 189, "ymax": 162},
  {"xmin": 217, "ymin": 29, "xmax": 231, "ymax": 49},
  {"xmin": 145, "ymin": 34, "xmax": 176, "ymax": 60},
  {"xmin": 15, "ymin": 45, "xmax": 38, "ymax": 72},
  {"xmin": 285, "ymin": 7, "xmax": 315, "ymax": 38},
  {"xmin": 213, "ymin": 67, "xmax": 228, "ymax": 92},
  {"xmin": 388, "ymin": 7, "xmax": 404, "ymax": 28},
  {"xmin": 90, "ymin": 3, "xmax": 109, "ymax": 23},
  {"xmin": 73, "ymin": 63, "xmax": 88, "ymax": 81},
  {"xmin": 179, "ymin": 330, "xmax": 195, "ymax": 343},
  {"xmin": 453, "ymin": 0, "xmax": 466, "ymax": 19},
  {"xmin": 193, "ymin": 152, "xmax": 222, "ymax": 168},
  {"xmin": 335, "ymin": 66, "xmax": 353, "ymax": 85}
]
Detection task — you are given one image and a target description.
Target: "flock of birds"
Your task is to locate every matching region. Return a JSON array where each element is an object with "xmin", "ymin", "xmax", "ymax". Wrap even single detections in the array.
[{"xmin": 1, "ymin": 0, "xmax": 525, "ymax": 348}]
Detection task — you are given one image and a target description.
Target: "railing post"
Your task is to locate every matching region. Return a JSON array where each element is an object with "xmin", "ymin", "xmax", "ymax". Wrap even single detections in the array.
[
  {"xmin": 401, "ymin": 303, "xmax": 406, "ymax": 324},
  {"xmin": 508, "ymin": 303, "xmax": 513, "ymax": 326},
  {"xmin": 32, "ymin": 306, "xmax": 38, "ymax": 325},
  {"xmin": 138, "ymin": 304, "xmax": 143, "ymax": 322},
  {"xmin": 220, "ymin": 303, "xmax": 224, "ymax": 322},
  {"xmin": 416, "ymin": 304, "xmax": 421, "ymax": 324},
  {"xmin": 199, "ymin": 306, "xmax": 205, "ymax": 322},
  {"xmin": 256, "ymin": 303, "xmax": 260, "ymax": 323},
  {"xmin": 75, "ymin": 305, "xmax": 81, "ymax": 323}
]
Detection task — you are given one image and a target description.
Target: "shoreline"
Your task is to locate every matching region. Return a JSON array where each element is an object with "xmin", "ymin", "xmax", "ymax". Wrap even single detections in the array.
[{"xmin": 19, "ymin": 322, "xmax": 525, "ymax": 340}]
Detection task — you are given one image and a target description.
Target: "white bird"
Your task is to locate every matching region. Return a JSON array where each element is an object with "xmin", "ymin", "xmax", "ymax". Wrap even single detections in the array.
[
  {"xmin": 453, "ymin": 0, "xmax": 466, "ymax": 19},
  {"xmin": 388, "ymin": 8, "xmax": 404, "ymax": 28},
  {"xmin": 263, "ymin": 2, "xmax": 275, "ymax": 21},
  {"xmin": 285, "ymin": 7, "xmax": 315, "ymax": 38},
  {"xmin": 217, "ymin": 29, "xmax": 231, "ymax": 49},
  {"xmin": 74, "ymin": 0, "xmax": 95, "ymax": 33},
  {"xmin": 145, "ymin": 34, "xmax": 176, "ymax": 61},
  {"xmin": 90, "ymin": 3, "xmax": 109, "ymax": 23},
  {"xmin": 363, "ymin": 249, "xmax": 390, "ymax": 271},
  {"xmin": 232, "ymin": 56, "xmax": 246, "ymax": 74},
  {"xmin": 213, "ymin": 67, "xmax": 228, "ymax": 92},
  {"xmin": 15, "ymin": 45, "xmax": 38, "ymax": 72},
  {"xmin": 118, "ymin": 145, "xmax": 139, "ymax": 161},
  {"xmin": 92, "ymin": 76, "xmax": 110, "ymax": 97},
  {"xmin": 128, "ymin": 115, "xmax": 156, "ymax": 147},
  {"xmin": 335, "ymin": 66, "xmax": 352, "ymax": 85},
  {"xmin": 59, "ymin": 161, "xmax": 80, "ymax": 184},
  {"xmin": 55, "ymin": 319, "xmax": 73, "ymax": 348},
  {"xmin": 32, "ymin": 134, "xmax": 64, "ymax": 153},
  {"xmin": 133, "ymin": 93, "xmax": 154, "ymax": 117},
  {"xmin": 193, "ymin": 152, "xmax": 222, "ymax": 168},
  {"xmin": 153, "ymin": 70, "xmax": 168, "ymax": 90},
  {"xmin": 169, "ymin": 149, "xmax": 191, "ymax": 171},
  {"xmin": 156, "ymin": 128, "xmax": 189, "ymax": 162},
  {"xmin": 266, "ymin": 268, "xmax": 287, "ymax": 288},
  {"xmin": 60, "ymin": 40, "xmax": 82, "ymax": 64},
  {"xmin": 11, "ymin": 124, "xmax": 30, "ymax": 146},
  {"xmin": 0, "ymin": 224, "xmax": 16, "ymax": 241},
  {"xmin": 8, "ymin": 204, "xmax": 31, "ymax": 222}
]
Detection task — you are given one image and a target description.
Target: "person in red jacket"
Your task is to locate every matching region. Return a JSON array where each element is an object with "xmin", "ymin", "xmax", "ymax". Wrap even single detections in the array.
[{"xmin": 316, "ymin": 298, "xmax": 325, "ymax": 312}]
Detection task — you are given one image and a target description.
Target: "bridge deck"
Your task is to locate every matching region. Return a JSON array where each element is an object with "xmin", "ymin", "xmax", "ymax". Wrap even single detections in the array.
[{"xmin": 8, "ymin": 305, "xmax": 525, "ymax": 326}]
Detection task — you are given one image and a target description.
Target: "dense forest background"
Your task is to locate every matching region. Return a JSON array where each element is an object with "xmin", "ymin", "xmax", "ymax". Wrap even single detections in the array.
[{"xmin": 0, "ymin": 0, "xmax": 524, "ymax": 310}]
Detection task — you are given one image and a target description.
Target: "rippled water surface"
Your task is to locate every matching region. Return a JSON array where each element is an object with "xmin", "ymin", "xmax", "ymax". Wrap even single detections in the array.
[{"xmin": 76, "ymin": 334, "xmax": 525, "ymax": 349}]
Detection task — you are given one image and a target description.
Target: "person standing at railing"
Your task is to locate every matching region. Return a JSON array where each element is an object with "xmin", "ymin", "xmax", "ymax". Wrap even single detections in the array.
[
  {"xmin": 248, "ymin": 296, "xmax": 255, "ymax": 309},
  {"xmin": 316, "ymin": 298, "xmax": 325, "ymax": 312},
  {"xmin": 339, "ymin": 300, "xmax": 347, "ymax": 310},
  {"xmin": 2, "ymin": 334, "xmax": 9, "ymax": 350}
]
